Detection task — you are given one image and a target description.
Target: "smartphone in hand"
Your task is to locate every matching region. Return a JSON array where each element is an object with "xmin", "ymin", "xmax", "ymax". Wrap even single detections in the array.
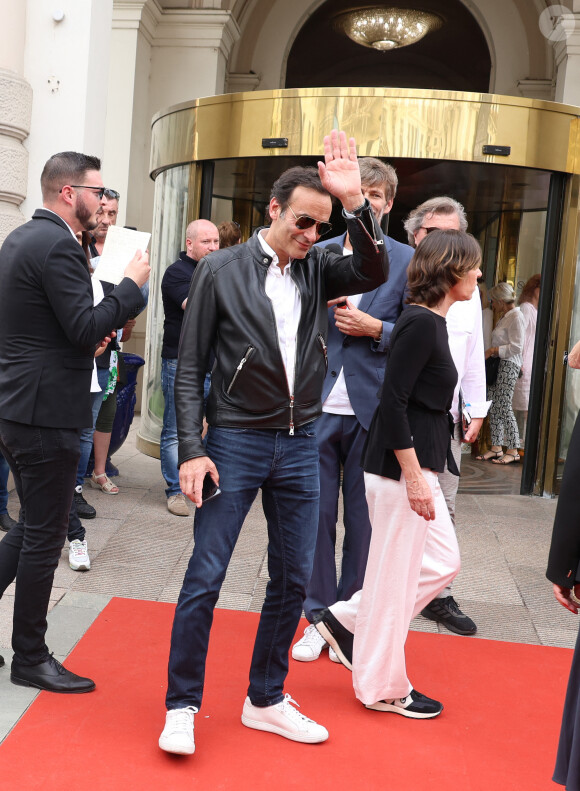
[{"xmin": 201, "ymin": 472, "xmax": 221, "ymax": 503}]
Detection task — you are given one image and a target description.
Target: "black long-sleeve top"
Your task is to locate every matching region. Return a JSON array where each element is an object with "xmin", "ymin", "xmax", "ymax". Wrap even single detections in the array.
[{"xmin": 362, "ymin": 306, "xmax": 459, "ymax": 481}]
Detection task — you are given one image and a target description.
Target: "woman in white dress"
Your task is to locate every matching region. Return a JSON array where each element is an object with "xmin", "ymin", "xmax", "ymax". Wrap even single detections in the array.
[{"xmin": 512, "ymin": 274, "xmax": 540, "ymax": 448}]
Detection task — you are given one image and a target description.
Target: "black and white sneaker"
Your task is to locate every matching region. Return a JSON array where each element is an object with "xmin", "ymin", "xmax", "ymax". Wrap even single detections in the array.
[
  {"xmin": 421, "ymin": 596, "xmax": 477, "ymax": 635},
  {"xmin": 366, "ymin": 689, "xmax": 443, "ymax": 719},
  {"xmin": 313, "ymin": 608, "xmax": 353, "ymax": 670},
  {"xmin": 73, "ymin": 487, "xmax": 96, "ymax": 520}
]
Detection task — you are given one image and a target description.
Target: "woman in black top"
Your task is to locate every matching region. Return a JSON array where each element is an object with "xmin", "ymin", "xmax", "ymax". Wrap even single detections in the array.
[
  {"xmin": 352, "ymin": 230, "xmax": 482, "ymax": 719},
  {"xmin": 547, "ymin": 339, "xmax": 580, "ymax": 790}
]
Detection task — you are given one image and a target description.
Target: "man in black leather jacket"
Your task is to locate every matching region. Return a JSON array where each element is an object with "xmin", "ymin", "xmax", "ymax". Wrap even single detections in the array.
[{"xmin": 159, "ymin": 130, "xmax": 389, "ymax": 756}]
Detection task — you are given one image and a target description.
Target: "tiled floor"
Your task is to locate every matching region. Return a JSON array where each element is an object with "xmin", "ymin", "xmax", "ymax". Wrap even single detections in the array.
[{"xmin": 0, "ymin": 421, "xmax": 567, "ymax": 741}]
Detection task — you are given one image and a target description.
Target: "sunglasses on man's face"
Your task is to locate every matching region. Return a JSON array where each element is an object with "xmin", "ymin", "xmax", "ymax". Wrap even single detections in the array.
[
  {"xmin": 287, "ymin": 205, "xmax": 332, "ymax": 238},
  {"xmin": 420, "ymin": 225, "xmax": 440, "ymax": 235},
  {"xmin": 59, "ymin": 185, "xmax": 119, "ymax": 201}
]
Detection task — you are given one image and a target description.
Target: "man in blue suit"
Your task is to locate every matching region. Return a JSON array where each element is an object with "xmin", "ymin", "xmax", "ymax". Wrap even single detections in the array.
[{"xmin": 293, "ymin": 157, "xmax": 413, "ymax": 661}]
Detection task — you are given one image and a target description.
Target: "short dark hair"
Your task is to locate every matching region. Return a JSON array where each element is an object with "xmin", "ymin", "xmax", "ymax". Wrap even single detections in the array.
[
  {"xmin": 269, "ymin": 166, "xmax": 328, "ymax": 209},
  {"xmin": 406, "ymin": 230, "xmax": 481, "ymax": 307},
  {"xmin": 359, "ymin": 157, "xmax": 398, "ymax": 203},
  {"xmin": 41, "ymin": 151, "xmax": 101, "ymax": 201}
]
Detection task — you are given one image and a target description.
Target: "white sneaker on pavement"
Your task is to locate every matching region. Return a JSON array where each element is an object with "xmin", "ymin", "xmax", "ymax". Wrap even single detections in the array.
[
  {"xmin": 291, "ymin": 624, "xmax": 327, "ymax": 662},
  {"xmin": 69, "ymin": 539, "xmax": 90, "ymax": 571},
  {"xmin": 167, "ymin": 493, "xmax": 190, "ymax": 517},
  {"xmin": 241, "ymin": 694, "xmax": 329, "ymax": 743},
  {"xmin": 159, "ymin": 706, "xmax": 197, "ymax": 755}
]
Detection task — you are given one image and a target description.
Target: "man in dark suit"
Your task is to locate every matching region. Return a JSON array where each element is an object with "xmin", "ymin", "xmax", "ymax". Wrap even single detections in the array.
[
  {"xmin": 293, "ymin": 157, "xmax": 413, "ymax": 661},
  {"xmin": 0, "ymin": 151, "xmax": 149, "ymax": 690}
]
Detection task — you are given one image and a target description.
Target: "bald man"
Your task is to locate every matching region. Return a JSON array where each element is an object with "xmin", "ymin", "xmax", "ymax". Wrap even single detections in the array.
[{"xmin": 161, "ymin": 220, "xmax": 220, "ymax": 515}]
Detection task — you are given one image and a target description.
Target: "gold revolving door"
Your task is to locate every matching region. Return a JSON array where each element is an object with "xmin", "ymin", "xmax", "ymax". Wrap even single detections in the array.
[{"xmin": 140, "ymin": 87, "xmax": 580, "ymax": 496}]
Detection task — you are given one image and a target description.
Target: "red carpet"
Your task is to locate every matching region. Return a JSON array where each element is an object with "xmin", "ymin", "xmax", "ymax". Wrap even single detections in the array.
[{"xmin": 0, "ymin": 597, "xmax": 570, "ymax": 790}]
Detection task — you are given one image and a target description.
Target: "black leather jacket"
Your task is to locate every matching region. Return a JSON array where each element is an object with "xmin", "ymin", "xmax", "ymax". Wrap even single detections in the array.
[{"xmin": 175, "ymin": 201, "xmax": 389, "ymax": 464}]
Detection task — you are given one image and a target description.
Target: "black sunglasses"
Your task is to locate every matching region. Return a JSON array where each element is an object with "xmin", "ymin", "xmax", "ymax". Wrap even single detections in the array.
[
  {"xmin": 59, "ymin": 185, "xmax": 119, "ymax": 201},
  {"xmin": 287, "ymin": 205, "xmax": 332, "ymax": 237}
]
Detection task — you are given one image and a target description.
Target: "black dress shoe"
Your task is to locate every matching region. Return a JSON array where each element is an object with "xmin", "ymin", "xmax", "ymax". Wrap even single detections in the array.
[
  {"xmin": 0, "ymin": 654, "xmax": 4, "ymax": 668},
  {"xmin": 0, "ymin": 512, "xmax": 17, "ymax": 532},
  {"xmin": 11, "ymin": 655, "xmax": 95, "ymax": 693}
]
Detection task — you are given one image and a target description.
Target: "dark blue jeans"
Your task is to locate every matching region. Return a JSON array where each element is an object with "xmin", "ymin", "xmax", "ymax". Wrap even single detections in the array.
[
  {"xmin": 166, "ymin": 424, "xmax": 320, "ymax": 711},
  {"xmin": 160, "ymin": 358, "xmax": 180, "ymax": 498},
  {"xmin": 0, "ymin": 419, "xmax": 80, "ymax": 664},
  {"xmin": 304, "ymin": 413, "xmax": 372, "ymax": 622}
]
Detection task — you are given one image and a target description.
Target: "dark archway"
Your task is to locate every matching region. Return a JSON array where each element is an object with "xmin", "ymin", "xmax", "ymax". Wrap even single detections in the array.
[{"xmin": 285, "ymin": 0, "xmax": 491, "ymax": 92}]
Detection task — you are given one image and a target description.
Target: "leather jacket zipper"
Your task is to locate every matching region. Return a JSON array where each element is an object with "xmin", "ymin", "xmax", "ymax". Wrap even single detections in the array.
[
  {"xmin": 354, "ymin": 212, "xmax": 383, "ymax": 251},
  {"xmin": 226, "ymin": 345, "xmax": 255, "ymax": 395},
  {"xmin": 289, "ymin": 394, "xmax": 295, "ymax": 436},
  {"xmin": 317, "ymin": 333, "xmax": 328, "ymax": 373}
]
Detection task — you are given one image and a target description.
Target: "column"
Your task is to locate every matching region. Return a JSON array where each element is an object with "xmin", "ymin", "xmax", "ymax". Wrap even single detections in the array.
[{"xmin": 0, "ymin": 0, "xmax": 32, "ymax": 242}]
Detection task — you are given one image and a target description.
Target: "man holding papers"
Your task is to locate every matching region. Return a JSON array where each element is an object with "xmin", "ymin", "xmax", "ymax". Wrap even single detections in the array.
[{"xmin": 0, "ymin": 152, "xmax": 149, "ymax": 690}]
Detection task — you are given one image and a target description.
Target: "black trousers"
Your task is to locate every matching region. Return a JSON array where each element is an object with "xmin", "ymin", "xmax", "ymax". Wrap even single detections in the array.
[{"xmin": 0, "ymin": 418, "xmax": 80, "ymax": 665}]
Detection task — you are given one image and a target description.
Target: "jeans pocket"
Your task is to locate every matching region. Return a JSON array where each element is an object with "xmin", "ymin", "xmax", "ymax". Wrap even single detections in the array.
[{"xmin": 0, "ymin": 422, "xmax": 45, "ymax": 466}]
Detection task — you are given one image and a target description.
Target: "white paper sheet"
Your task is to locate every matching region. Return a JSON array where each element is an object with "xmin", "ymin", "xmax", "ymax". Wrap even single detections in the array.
[{"xmin": 94, "ymin": 225, "xmax": 151, "ymax": 285}]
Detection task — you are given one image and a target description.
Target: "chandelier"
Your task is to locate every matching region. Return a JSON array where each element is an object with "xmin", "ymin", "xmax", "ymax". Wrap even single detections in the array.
[{"xmin": 336, "ymin": 7, "xmax": 443, "ymax": 51}]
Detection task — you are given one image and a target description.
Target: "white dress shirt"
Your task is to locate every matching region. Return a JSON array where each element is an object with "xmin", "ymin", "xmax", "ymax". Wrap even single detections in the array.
[
  {"xmin": 258, "ymin": 231, "xmax": 301, "ymax": 397},
  {"xmin": 491, "ymin": 306, "xmax": 525, "ymax": 368},
  {"xmin": 446, "ymin": 288, "xmax": 490, "ymax": 423}
]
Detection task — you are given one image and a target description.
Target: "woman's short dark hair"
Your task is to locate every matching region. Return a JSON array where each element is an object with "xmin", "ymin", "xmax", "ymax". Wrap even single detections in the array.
[
  {"xmin": 269, "ymin": 166, "xmax": 327, "ymax": 209},
  {"xmin": 406, "ymin": 230, "xmax": 482, "ymax": 308}
]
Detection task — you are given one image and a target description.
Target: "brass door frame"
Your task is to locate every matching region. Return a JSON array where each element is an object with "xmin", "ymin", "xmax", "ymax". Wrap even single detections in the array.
[{"xmin": 146, "ymin": 88, "xmax": 580, "ymax": 494}]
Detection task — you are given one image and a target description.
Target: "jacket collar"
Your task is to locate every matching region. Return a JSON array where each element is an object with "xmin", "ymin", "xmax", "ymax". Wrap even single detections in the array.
[
  {"xmin": 33, "ymin": 208, "xmax": 76, "ymax": 237},
  {"xmin": 179, "ymin": 251, "xmax": 198, "ymax": 267}
]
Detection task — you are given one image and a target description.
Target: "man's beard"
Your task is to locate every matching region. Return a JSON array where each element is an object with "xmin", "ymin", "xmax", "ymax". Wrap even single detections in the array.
[{"xmin": 75, "ymin": 193, "xmax": 98, "ymax": 231}]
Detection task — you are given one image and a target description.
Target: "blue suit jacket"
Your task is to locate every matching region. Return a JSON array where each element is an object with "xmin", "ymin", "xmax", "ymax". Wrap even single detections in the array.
[{"xmin": 317, "ymin": 232, "xmax": 413, "ymax": 431}]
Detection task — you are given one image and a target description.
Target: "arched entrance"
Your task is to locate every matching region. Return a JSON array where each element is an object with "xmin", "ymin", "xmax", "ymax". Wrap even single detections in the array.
[{"xmin": 285, "ymin": 0, "xmax": 492, "ymax": 92}]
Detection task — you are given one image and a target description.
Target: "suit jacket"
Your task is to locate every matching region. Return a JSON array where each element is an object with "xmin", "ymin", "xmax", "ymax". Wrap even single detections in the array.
[
  {"xmin": 0, "ymin": 209, "xmax": 144, "ymax": 429},
  {"xmin": 317, "ymin": 232, "xmax": 413, "ymax": 430}
]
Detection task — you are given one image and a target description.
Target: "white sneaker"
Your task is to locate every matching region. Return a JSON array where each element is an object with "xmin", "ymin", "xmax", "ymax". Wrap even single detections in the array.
[
  {"xmin": 159, "ymin": 706, "xmax": 197, "ymax": 755},
  {"xmin": 241, "ymin": 694, "xmax": 329, "ymax": 743},
  {"xmin": 291, "ymin": 624, "xmax": 327, "ymax": 662},
  {"xmin": 329, "ymin": 647, "xmax": 340, "ymax": 663},
  {"xmin": 69, "ymin": 539, "xmax": 90, "ymax": 571}
]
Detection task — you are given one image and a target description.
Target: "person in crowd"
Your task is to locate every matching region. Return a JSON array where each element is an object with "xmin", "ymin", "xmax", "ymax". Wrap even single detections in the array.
[
  {"xmin": 513, "ymin": 274, "xmax": 541, "ymax": 449},
  {"xmin": 88, "ymin": 190, "xmax": 125, "ymax": 497},
  {"xmin": 0, "ymin": 451, "xmax": 17, "ymax": 533},
  {"xmin": 547, "ymin": 337, "xmax": 580, "ymax": 790},
  {"xmin": 294, "ymin": 197, "xmax": 487, "ymax": 648},
  {"xmin": 66, "ymin": 229, "xmax": 112, "ymax": 573},
  {"xmin": 217, "ymin": 220, "xmax": 242, "ymax": 248},
  {"xmin": 479, "ymin": 281, "xmax": 493, "ymax": 349},
  {"xmin": 476, "ymin": 282, "xmax": 525, "ymax": 464},
  {"xmin": 293, "ymin": 157, "xmax": 413, "ymax": 663},
  {"xmin": 161, "ymin": 219, "xmax": 220, "ymax": 516},
  {"xmin": 0, "ymin": 152, "xmax": 149, "ymax": 686},
  {"xmin": 315, "ymin": 230, "xmax": 481, "ymax": 718},
  {"xmin": 404, "ymin": 198, "xmax": 488, "ymax": 634},
  {"xmin": 158, "ymin": 130, "xmax": 388, "ymax": 756}
]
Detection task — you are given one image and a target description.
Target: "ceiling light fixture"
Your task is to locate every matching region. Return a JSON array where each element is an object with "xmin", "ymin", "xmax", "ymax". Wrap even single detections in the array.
[{"xmin": 336, "ymin": 7, "xmax": 443, "ymax": 51}]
